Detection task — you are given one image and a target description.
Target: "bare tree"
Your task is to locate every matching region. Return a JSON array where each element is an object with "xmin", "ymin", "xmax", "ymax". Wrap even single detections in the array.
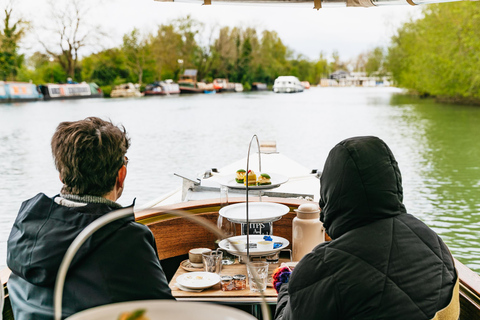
[
  {"xmin": 353, "ymin": 52, "xmax": 367, "ymax": 72},
  {"xmin": 39, "ymin": 0, "xmax": 103, "ymax": 79}
]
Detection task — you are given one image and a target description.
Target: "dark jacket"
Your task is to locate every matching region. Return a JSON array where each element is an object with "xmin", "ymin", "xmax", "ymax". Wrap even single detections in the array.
[
  {"xmin": 275, "ymin": 136, "xmax": 457, "ymax": 320},
  {"xmin": 7, "ymin": 193, "xmax": 174, "ymax": 320}
]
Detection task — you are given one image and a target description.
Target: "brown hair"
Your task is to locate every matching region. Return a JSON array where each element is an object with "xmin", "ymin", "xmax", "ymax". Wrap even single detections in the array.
[{"xmin": 51, "ymin": 117, "xmax": 130, "ymax": 196}]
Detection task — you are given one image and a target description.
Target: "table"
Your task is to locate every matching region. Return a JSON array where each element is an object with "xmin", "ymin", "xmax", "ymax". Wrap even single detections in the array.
[
  {"xmin": 169, "ymin": 260, "xmax": 284, "ymax": 303},
  {"xmin": 169, "ymin": 259, "xmax": 288, "ymax": 318}
]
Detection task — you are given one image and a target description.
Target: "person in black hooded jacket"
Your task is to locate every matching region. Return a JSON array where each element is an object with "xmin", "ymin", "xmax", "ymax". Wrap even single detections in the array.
[
  {"xmin": 275, "ymin": 136, "xmax": 459, "ymax": 320},
  {"xmin": 7, "ymin": 117, "xmax": 174, "ymax": 320}
]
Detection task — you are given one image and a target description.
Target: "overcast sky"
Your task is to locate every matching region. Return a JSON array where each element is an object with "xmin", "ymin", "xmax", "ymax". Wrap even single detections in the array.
[{"xmin": 8, "ymin": 0, "xmax": 424, "ymax": 61}]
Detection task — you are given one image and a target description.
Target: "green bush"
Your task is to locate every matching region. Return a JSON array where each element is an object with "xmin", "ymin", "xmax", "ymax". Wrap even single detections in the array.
[
  {"xmin": 101, "ymin": 85, "xmax": 113, "ymax": 97},
  {"xmin": 388, "ymin": 3, "xmax": 480, "ymax": 102}
]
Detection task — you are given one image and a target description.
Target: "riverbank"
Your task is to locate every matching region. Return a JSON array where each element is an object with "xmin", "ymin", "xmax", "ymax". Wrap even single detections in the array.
[{"xmin": 397, "ymin": 90, "xmax": 480, "ymax": 107}]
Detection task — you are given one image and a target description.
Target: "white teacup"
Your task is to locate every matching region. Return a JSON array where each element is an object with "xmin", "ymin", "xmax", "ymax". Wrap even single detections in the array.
[
  {"xmin": 229, "ymin": 240, "xmax": 246, "ymax": 252},
  {"xmin": 257, "ymin": 241, "xmax": 274, "ymax": 251}
]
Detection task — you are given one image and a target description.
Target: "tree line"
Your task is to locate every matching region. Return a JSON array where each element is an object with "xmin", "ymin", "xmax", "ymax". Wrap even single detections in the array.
[{"xmin": 387, "ymin": 2, "xmax": 480, "ymax": 103}]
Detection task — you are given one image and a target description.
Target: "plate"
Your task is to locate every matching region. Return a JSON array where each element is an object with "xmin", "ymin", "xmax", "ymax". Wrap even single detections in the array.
[
  {"xmin": 66, "ymin": 300, "xmax": 256, "ymax": 320},
  {"xmin": 220, "ymin": 173, "xmax": 288, "ymax": 190},
  {"xmin": 176, "ymin": 272, "xmax": 221, "ymax": 289},
  {"xmin": 219, "ymin": 202, "xmax": 290, "ymax": 223},
  {"xmin": 218, "ymin": 235, "xmax": 289, "ymax": 256},
  {"xmin": 180, "ymin": 259, "xmax": 204, "ymax": 272}
]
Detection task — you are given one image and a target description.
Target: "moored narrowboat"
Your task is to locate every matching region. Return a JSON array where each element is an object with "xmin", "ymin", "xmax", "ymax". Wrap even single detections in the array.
[
  {"xmin": 38, "ymin": 83, "xmax": 103, "ymax": 100},
  {"xmin": 0, "ymin": 82, "xmax": 43, "ymax": 103}
]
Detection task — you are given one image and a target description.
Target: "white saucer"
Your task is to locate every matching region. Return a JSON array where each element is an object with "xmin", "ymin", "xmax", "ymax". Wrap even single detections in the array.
[
  {"xmin": 218, "ymin": 235, "xmax": 289, "ymax": 256},
  {"xmin": 190, "ymin": 261, "xmax": 203, "ymax": 268}
]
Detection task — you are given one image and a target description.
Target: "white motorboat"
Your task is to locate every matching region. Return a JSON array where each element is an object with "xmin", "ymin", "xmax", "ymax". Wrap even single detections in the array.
[{"xmin": 272, "ymin": 76, "xmax": 304, "ymax": 94}]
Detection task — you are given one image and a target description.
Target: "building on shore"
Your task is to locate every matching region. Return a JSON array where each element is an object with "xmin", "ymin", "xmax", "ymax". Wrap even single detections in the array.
[
  {"xmin": 319, "ymin": 79, "xmax": 339, "ymax": 87},
  {"xmin": 320, "ymin": 71, "xmax": 392, "ymax": 87}
]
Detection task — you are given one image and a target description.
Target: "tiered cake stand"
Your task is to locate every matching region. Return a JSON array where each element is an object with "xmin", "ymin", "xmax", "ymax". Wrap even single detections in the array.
[{"xmin": 218, "ymin": 135, "xmax": 290, "ymax": 261}]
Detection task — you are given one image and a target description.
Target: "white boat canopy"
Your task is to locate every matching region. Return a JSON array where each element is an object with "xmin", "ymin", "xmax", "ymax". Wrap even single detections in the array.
[{"xmin": 154, "ymin": 0, "xmax": 464, "ymax": 10}]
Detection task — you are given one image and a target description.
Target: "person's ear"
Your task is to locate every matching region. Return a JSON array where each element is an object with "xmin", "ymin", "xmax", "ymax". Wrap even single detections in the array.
[
  {"xmin": 117, "ymin": 165, "xmax": 127, "ymax": 188},
  {"xmin": 59, "ymin": 173, "xmax": 63, "ymax": 183}
]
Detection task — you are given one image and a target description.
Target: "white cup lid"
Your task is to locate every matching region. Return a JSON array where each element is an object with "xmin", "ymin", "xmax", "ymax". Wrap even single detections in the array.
[{"xmin": 295, "ymin": 203, "xmax": 320, "ymax": 214}]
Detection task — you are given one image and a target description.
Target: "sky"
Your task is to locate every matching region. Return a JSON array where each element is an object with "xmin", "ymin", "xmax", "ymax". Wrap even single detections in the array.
[{"xmin": 6, "ymin": 0, "xmax": 424, "ymax": 61}]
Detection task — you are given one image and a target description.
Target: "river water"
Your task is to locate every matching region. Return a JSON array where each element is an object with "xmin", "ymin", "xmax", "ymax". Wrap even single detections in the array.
[{"xmin": 1, "ymin": 87, "xmax": 479, "ymax": 273}]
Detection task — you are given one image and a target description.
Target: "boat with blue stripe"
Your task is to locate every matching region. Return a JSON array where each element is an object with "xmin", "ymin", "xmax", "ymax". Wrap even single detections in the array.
[{"xmin": 0, "ymin": 82, "xmax": 43, "ymax": 103}]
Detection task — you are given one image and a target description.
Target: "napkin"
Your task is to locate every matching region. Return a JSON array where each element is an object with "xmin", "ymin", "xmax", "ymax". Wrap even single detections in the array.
[{"xmin": 175, "ymin": 283, "xmax": 204, "ymax": 293}]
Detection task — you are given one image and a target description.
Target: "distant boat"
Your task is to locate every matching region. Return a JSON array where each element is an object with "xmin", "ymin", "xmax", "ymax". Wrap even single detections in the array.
[
  {"xmin": 213, "ymin": 78, "xmax": 236, "ymax": 92},
  {"xmin": 212, "ymin": 78, "xmax": 224, "ymax": 91},
  {"xmin": 0, "ymin": 81, "xmax": 43, "ymax": 103},
  {"xmin": 203, "ymin": 83, "xmax": 216, "ymax": 94},
  {"xmin": 38, "ymin": 82, "xmax": 103, "ymax": 100},
  {"xmin": 301, "ymin": 81, "xmax": 311, "ymax": 89},
  {"xmin": 234, "ymin": 83, "xmax": 244, "ymax": 92},
  {"xmin": 178, "ymin": 82, "xmax": 205, "ymax": 94},
  {"xmin": 178, "ymin": 69, "xmax": 205, "ymax": 94},
  {"xmin": 251, "ymin": 82, "xmax": 268, "ymax": 91},
  {"xmin": 178, "ymin": 69, "xmax": 202, "ymax": 93},
  {"xmin": 110, "ymin": 83, "xmax": 143, "ymax": 98},
  {"xmin": 273, "ymin": 76, "xmax": 304, "ymax": 93},
  {"xmin": 144, "ymin": 80, "xmax": 180, "ymax": 96}
]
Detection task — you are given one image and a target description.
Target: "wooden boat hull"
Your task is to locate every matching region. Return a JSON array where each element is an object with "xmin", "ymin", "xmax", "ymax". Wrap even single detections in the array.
[
  {"xmin": 144, "ymin": 91, "xmax": 180, "ymax": 95},
  {"xmin": 179, "ymin": 87, "xmax": 205, "ymax": 94}
]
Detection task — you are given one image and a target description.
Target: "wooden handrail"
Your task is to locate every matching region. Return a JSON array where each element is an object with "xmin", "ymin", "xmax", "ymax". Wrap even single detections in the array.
[
  {"xmin": 455, "ymin": 258, "xmax": 480, "ymax": 319},
  {"xmin": 135, "ymin": 197, "xmax": 309, "ymax": 222}
]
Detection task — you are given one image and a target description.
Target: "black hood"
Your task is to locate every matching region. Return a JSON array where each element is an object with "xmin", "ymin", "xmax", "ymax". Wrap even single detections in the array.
[
  {"xmin": 7, "ymin": 193, "xmax": 134, "ymax": 287},
  {"xmin": 319, "ymin": 136, "xmax": 406, "ymax": 239}
]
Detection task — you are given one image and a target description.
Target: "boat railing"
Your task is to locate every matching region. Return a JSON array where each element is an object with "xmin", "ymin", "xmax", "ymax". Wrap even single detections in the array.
[
  {"xmin": 455, "ymin": 258, "xmax": 480, "ymax": 319},
  {"xmin": 188, "ymin": 184, "xmax": 314, "ymax": 201}
]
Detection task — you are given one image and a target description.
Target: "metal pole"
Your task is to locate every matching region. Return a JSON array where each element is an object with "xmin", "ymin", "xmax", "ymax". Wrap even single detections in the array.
[{"xmin": 245, "ymin": 134, "xmax": 261, "ymax": 260}]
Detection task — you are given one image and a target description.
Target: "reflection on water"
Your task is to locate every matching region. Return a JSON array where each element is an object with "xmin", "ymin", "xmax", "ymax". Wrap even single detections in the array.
[
  {"xmin": 390, "ymin": 95, "xmax": 480, "ymax": 271},
  {"xmin": 0, "ymin": 88, "xmax": 479, "ymax": 273}
]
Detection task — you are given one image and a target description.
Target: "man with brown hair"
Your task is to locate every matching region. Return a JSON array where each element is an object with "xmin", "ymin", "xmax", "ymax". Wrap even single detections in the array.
[{"xmin": 7, "ymin": 117, "xmax": 174, "ymax": 320}]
